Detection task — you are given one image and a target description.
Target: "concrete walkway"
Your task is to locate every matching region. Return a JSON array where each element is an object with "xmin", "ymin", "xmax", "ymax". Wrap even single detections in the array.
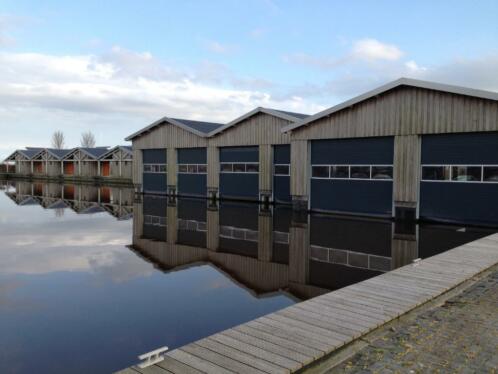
[{"xmin": 327, "ymin": 268, "xmax": 498, "ymax": 373}]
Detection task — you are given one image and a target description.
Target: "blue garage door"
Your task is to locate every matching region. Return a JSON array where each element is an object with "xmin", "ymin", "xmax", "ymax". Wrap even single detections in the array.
[
  {"xmin": 219, "ymin": 146, "xmax": 259, "ymax": 200},
  {"xmin": 177, "ymin": 148, "xmax": 207, "ymax": 197},
  {"xmin": 310, "ymin": 137, "xmax": 394, "ymax": 216},
  {"xmin": 218, "ymin": 202, "xmax": 259, "ymax": 257},
  {"xmin": 274, "ymin": 145, "xmax": 291, "ymax": 203},
  {"xmin": 420, "ymin": 132, "xmax": 498, "ymax": 226},
  {"xmin": 177, "ymin": 198, "xmax": 207, "ymax": 247},
  {"xmin": 142, "ymin": 195, "xmax": 167, "ymax": 241},
  {"xmin": 142, "ymin": 149, "xmax": 167, "ymax": 194}
]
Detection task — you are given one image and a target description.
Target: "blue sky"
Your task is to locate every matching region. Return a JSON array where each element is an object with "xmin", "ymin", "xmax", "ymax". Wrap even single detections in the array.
[{"xmin": 1, "ymin": 0, "xmax": 497, "ymax": 158}]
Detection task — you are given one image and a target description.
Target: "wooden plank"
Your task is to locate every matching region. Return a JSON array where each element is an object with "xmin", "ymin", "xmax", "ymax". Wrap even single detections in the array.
[
  {"xmin": 278, "ymin": 307, "xmax": 364, "ymax": 338},
  {"xmin": 256, "ymin": 315, "xmax": 344, "ymax": 348},
  {"xmin": 266, "ymin": 312, "xmax": 350, "ymax": 344},
  {"xmin": 210, "ymin": 332, "xmax": 297, "ymax": 371},
  {"xmin": 310, "ymin": 296, "xmax": 391, "ymax": 324},
  {"xmin": 234, "ymin": 324, "xmax": 324, "ymax": 360},
  {"xmin": 133, "ymin": 364, "xmax": 172, "ymax": 374},
  {"xmin": 319, "ymin": 292, "xmax": 401, "ymax": 317},
  {"xmin": 156, "ymin": 356, "xmax": 203, "ymax": 374},
  {"xmin": 222, "ymin": 329, "xmax": 309, "ymax": 365},
  {"xmin": 341, "ymin": 285, "xmax": 425, "ymax": 308},
  {"xmin": 247, "ymin": 319, "xmax": 331, "ymax": 352},
  {"xmin": 296, "ymin": 299, "xmax": 385, "ymax": 327},
  {"xmin": 167, "ymin": 349, "xmax": 233, "ymax": 374},
  {"xmin": 183, "ymin": 343, "xmax": 267, "ymax": 374},
  {"xmin": 196, "ymin": 337, "xmax": 288, "ymax": 374}
]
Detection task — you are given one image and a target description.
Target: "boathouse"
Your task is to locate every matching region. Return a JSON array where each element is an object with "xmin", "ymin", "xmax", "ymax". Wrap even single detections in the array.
[
  {"xmin": 127, "ymin": 108, "xmax": 308, "ymax": 201},
  {"xmin": 98, "ymin": 146, "xmax": 133, "ymax": 179},
  {"xmin": 284, "ymin": 78, "xmax": 498, "ymax": 226},
  {"xmin": 61, "ymin": 147, "xmax": 110, "ymax": 177}
]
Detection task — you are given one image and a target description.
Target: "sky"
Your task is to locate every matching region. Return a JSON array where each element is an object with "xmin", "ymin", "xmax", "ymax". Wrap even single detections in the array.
[{"xmin": 0, "ymin": 0, "xmax": 497, "ymax": 159}]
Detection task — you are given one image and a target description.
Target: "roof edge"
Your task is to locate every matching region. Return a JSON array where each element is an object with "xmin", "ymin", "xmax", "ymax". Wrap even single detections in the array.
[
  {"xmin": 125, "ymin": 116, "xmax": 210, "ymax": 141},
  {"xmin": 282, "ymin": 77, "xmax": 498, "ymax": 133}
]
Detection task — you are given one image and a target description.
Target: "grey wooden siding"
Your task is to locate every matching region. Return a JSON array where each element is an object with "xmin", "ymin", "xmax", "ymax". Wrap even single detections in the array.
[
  {"xmin": 393, "ymin": 135, "xmax": 421, "ymax": 205},
  {"xmin": 209, "ymin": 112, "xmax": 291, "ymax": 146},
  {"xmin": 167, "ymin": 148, "xmax": 177, "ymax": 187},
  {"xmin": 290, "ymin": 140, "xmax": 310, "ymax": 197},
  {"xmin": 291, "ymin": 86, "xmax": 498, "ymax": 141},
  {"xmin": 133, "ymin": 122, "xmax": 208, "ymax": 149},
  {"xmin": 259, "ymin": 144, "xmax": 273, "ymax": 193}
]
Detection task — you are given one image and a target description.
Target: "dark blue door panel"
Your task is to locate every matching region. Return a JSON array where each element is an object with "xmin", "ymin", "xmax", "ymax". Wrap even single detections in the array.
[
  {"xmin": 311, "ymin": 180, "xmax": 393, "ymax": 216},
  {"xmin": 177, "ymin": 174, "xmax": 206, "ymax": 196},
  {"xmin": 274, "ymin": 176, "xmax": 291, "ymax": 203},
  {"xmin": 143, "ymin": 149, "xmax": 167, "ymax": 163},
  {"xmin": 219, "ymin": 174, "xmax": 259, "ymax": 199},
  {"xmin": 311, "ymin": 137, "xmax": 393, "ymax": 164},
  {"xmin": 220, "ymin": 146, "xmax": 258, "ymax": 162},
  {"xmin": 178, "ymin": 148, "xmax": 207, "ymax": 163},
  {"xmin": 420, "ymin": 183, "xmax": 498, "ymax": 226},
  {"xmin": 143, "ymin": 173, "xmax": 167, "ymax": 193}
]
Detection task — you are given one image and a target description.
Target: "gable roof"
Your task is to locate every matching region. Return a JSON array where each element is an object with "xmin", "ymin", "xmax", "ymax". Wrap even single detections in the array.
[
  {"xmin": 47, "ymin": 148, "xmax": 73, "ymax": 160},
  {"xmin": 208, "ymin": 107, "xmax": 309, "ymax": 136},
  {"xmin": 282, "ymin": 77, "xmax": 498, "ymax": 132},
  {"xmin": 63, "ymin": 147, "xmax": 110, "ymax": 160},
  {"xmin": 19, "ymin": 149, "xmax": 43, "ymax": 159},
  {"xmin": 100, "ymin": 145, "xmax": 134, "ymax": 159},
  {"xmin": 125, "ymin": 117, "xmax": 224, "ymax": 141}
]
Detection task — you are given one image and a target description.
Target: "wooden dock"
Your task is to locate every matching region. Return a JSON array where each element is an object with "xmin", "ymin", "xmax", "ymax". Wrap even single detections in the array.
[{"xmin": 116, "ymin": 233, "xmax": 498, "ymax": 374}]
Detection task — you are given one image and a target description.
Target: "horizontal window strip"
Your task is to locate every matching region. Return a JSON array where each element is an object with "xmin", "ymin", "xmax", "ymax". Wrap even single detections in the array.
[
  {"xmin": 421, "ymin": 164, "xmax": 498, "ymax": 183},
  {"xmin": 311, "ymin": 164, "xmax": 393, "ymax": 181},
  {"xmin": 178, "ymin": 164, "xmax": 207, "ymax": 174},
  {"xmin": 178, "ymin": 219, "xmax": 207, "ymax": 232},
  {"xmin": 219, "ymin": 225, "xmax": 258, "ymax": 242},
  {"xmin": 143, "ymin": 163, "xmax": 167, "ymax": 173},
  {"xmin": 144, "ymin": 215, "xmax": 167, "ymax": 227},
  {"xmin": 220, "ymin": 162, "xmax": 259, "ymax": 174},
  {"xmin": 310, "ymin": 245, "xmax": 391, "ymax": 272}
]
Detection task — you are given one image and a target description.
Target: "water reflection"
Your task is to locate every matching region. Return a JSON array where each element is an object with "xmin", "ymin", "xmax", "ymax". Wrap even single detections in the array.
[{"xmin": 1, "ymin": 179, "xmax": 496, "ymax": 374}]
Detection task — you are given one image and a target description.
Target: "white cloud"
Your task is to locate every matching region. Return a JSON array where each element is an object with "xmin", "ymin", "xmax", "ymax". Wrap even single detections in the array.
[
  {"xmin": 352, "ymin": 38, "xmax": 403, "ymax": 61},
  {"xmin": 0, "ymin": 47, "xmax": 323, "ymax": 159},
  {"xmin": 203, "ymin": 40, "xmax": 237, "ymax": 54},
  {"xmin": 405, "ymin": 60, "xmax": 427, "ymax": 72}
]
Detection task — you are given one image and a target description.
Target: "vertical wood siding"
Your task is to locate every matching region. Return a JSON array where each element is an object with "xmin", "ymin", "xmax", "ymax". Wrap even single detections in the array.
[
  {"xmin": 207, "ymin": 146, "xmax": 219, "ymax": 189},
  {"xmin": 393, "ymin": 135, "xmax": 421, "ymax": 204},
  {"xmin": 290, "ymin": 140, "xmax": 310, "ymax": 197},
  {"xmin": 132, "ymin": 149, "xmax": 142, "ymax": 186},
  {"xmin": 259, "ymin": 144, "xmax": 273, "ymax": 193},
  {"xmin": 167, "ymin": 148, "xmax": 177, "ymax": 187},
  {"xmin": 292, "ymin": 87, "xmax": 498, "ymax": 141}
]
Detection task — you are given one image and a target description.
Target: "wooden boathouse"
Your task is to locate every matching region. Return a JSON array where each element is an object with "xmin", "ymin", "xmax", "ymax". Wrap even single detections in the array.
[{"xmin": 128, "ymin": 78, "xmax": 498, "ymax": 226}]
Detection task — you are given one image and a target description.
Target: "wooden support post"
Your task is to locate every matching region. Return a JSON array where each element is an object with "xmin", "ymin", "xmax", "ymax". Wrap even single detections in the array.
[
  {"xmin": 289, "ymin": 221, "xmax": 310, "ymax": 285},
  {"xmin": 207, "ymin": 146, "xmax": 219, "ymax": 199},
  {"xmin": 393, "ymin": 135, "xmax": 421, "ymax": 221},
  {"xmin": 206, "ymin": 207, "xmax": 219, "ymax": 251},
  {"xmin": 97, "ymin": 160, "xmax": 101, "ymax": 177},
  {"xmin": 290, "ymin": 139, "xmax": 310, "ymax": 211},
  {"xmin": 167, "ymin": 204, "xmax": 177, "ymax": 245},
  {"xmin": 258, "ymin": 213, "xmax": 273, "ymax": 262},
  {"xmin": 167, "ymin": 148, "xmax": 177, "ymax": 195},
  {"xmin": 259, "ymin": 144, "xmax": 273, "ymax": 202}
]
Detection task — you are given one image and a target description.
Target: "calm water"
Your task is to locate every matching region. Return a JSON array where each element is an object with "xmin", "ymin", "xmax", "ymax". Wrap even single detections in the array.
[{"xmin": 0, "ymin": 179, "xmax": 495, "ymax": 373}]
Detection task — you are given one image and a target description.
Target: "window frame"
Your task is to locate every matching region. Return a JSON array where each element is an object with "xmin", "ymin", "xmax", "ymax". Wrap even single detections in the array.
[
  {"xmin": 177, "ymin": 163, "xmax": 207, "ymax": 174},
  {"xmin": 274, "ymin": 164, "xmax": 290, "ymax": 176},
  {"xmin": 310, "ymin": 164, "xmax": 393, "ymax": 181},
  {"xmin": 219, "ymin": 162, "xmax": 260, "ymax": 174},
  {"xmin": 421, "ymin": 164, "xmax": 498, "ymax": 184},
  {"xmin": 143, "ymin": 163, "xmax": 167, "ymax": 174}
]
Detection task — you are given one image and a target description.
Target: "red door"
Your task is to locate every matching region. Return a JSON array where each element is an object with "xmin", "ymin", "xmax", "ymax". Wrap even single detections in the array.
[
  {"xmin": 64, "ymin": 162, "xmax": 74, "ymax": 175},
  {"xmin": 101, "ymin": 161, "xmax": 110, "ymax": 177}
]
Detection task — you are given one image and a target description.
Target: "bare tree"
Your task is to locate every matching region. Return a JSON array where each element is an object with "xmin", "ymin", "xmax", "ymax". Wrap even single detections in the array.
[
  {"xmin": 80, "ymin": 131, "xmax": 96, "ymax": 148},
  {"xmin": 51, "ymin": 131, "xmax": 65, "ymax": 149}
]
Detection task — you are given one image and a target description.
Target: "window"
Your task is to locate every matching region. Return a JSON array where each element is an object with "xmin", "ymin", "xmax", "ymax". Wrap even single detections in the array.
[
  {"xmin": 330, "ymin": 166, "xmax": 349, "ymax": 179},
  {"xmin": 220, "ymin": 163, "xmax": 232, "ymax": 172},
  {"xmin": 143, "ymin": 164, "xmax": 166, "ymax": 174},
  {"xmin": 372, "ymin": 166, "xmax": 393, "ymax": 180},
  {"xmin": 422, "ymin": 166, "xmax": 450, "ymax": 181},
  {"xmin": 233, "ymin": 163, "xmax": 245, "ymax": 172},
  {"xmin": 350, "ymin": 166, "xmax": 370, "ymax": 179},
  {"xmin": 274, "ymin": 164, "xmax": 290, "ymax": 176},
  {"xmin": 311, "ymin": 164, "xmax": 393, "ymax": 181},
  {"xmin": 312, "ymin": 165, "xmax": 329, "ymax": 178},
  {"xmin": 246, "ymin": 163, "xmax": 259, "ymax": 173},
  {"xmin": 451, "ymin": 166, "xmax": 482, "ymax": 182},
  {"xmin": 484, "ymin": 166, "xmax": 498, "ymax": 182},
  {"xmin": 220, "ymin": 163, "xmax": 259, "ymax": 173},
  {"xmin": 178, "ymin": 163, "xmax": 207, "ymax": 174}
]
